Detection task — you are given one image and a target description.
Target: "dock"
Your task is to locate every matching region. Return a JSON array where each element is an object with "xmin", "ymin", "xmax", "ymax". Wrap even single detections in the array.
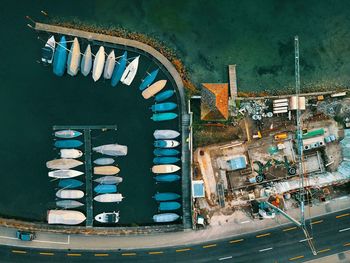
[{"xmin": 228, "ymin": 65, "xmax": 238, "ymax": 112}]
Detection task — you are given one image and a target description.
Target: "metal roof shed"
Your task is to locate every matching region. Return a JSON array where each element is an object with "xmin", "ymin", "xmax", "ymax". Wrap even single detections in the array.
[
  {"xmin": 226, "ymin": 156, "xmax": 247, "ymax": 171},
  {"xmin": 192, "ymin": 180, "xmax": 205, "ymax": 198}
]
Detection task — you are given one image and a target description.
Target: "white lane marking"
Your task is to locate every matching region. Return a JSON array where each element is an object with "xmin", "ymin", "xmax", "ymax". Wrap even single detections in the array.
[
  {"xmin": 299, "ymin": 237, "xmax": 313, "ymax": 243},
  {"xmin": 0, "ymin": 236, "xmax": 18, "ymax": 240},
  {"xmin": 0, "ymin": 235, "xmax": 70, "ymax": 244},
  {"xmin": 219, "ymin": 256, "xmax": 233, "ymax": 261},
  {"xmin": 259, "ymin": 247, "xmax": 273, "ymax": 252},
  {"xmin": 339, "ymin": 228, "xmax": 350, "ymax": 232},
  {"xmin": 240, "ymin": 220, "xmax": 250, "ymax": 224}
]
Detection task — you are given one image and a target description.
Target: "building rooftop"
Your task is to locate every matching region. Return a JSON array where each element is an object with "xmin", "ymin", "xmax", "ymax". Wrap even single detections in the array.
[{"xmin": 201, "ymin": 83, "xmax": 229, "ymax": 121}]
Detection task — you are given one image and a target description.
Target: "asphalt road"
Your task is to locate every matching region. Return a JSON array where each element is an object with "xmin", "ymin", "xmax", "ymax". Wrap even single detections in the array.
[{"xmin": 1, "ymin": 209, "xmax": 350, "ymax": 263}]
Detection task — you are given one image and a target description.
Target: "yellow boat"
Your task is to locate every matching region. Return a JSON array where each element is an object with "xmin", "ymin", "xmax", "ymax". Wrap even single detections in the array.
[
  {"xmin": 94, "ymin": 166, "xmax": 120, "ymax": 175},
  {"xmin": 142, "ymin": 80, "xmax": 167, "ymax": 99}
]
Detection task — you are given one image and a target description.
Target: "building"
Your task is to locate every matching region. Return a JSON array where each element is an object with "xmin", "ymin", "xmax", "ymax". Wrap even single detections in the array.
[{"xmin": 201, "ymin": 83, "xmax": 229, "ymax": 121}]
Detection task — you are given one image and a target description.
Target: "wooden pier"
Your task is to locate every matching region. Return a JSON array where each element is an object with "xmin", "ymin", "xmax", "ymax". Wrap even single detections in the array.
[{"xmin": 228, "ymin": 65, "xmax": 238, "ymax": 111}]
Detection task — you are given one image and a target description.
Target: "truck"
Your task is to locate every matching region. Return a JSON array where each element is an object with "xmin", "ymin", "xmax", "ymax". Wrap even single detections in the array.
[{"xmin": 274, "ymin": 132, "xmax": 288, "ymax": 140}]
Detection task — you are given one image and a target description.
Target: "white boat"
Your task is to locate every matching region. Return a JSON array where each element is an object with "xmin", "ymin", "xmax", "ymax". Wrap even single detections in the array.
[
  {"xmin": 41, "ymin": 36, "xmax": 55, "ymax": 64},
  {"xmin": 153, "ymin": 213, "xmax": 180, "ymax": 223},
  {"xmin": 95, "ymin": 211, "xmax": 119, "ymax": 223},
  {"xmin": 152, "ymin": 165, "xmax": 181, "ymax": 174},
  {"xmin": 142, "ymin": 80, "xmax": 167, "ymax": 99},
  {"xmin": 154, "ymin": 139, "xmax": 180, "ymax": 148},
  {"xmin": 94, "ymin": 176, "xmax": 123, "ymax": 185},
  {"xmin": 56, "ymin": 200, "xmax": 84, "ymax": 209},
  {"xmin": 93, "ymin": 144, "xmax": 128, "ymax": 156},
  {"xmin": 94, "ymin": 166, "xmax": 120, "ymax": 175},
  {"xmin": 103, "ymin": 50, "xmax": 115, "ymax": 79},
  {"xmin": 94, "ymin": 158, "xmax": 115, "ymax": 165},
  {"xmin": 56, "ymin": 189, "xmax": 84, "ymax": 199},
  {"xmin": 154, "ymin": 130, "xmax": 180, "ymax": 139},
  {"xmin": 67, "ymin": 37, "xmax": 81, "ymax": 76},
  {"xmin": 47, "ymin": 210, "xmax": 86, "ymax": 225},
  {"xmin": 81, "ymin": 44, "xmax": 92, "ymax": 76},
  {"xmin": 121, "ymin": 56, "xmax": 140, "ymax": 85},
  {"xmin": 92, "ymin": 46, "xmax": 105, "ymax": 82},
  {"xmin": 60, "ymin": 149, "xmax": 83, "ymax": 159},
  {"xmin": 94, "ymin": 193, "xmax": 124, "ymax": 203},
  {"xmin": 48, "ymin": 169, "xmax": 83, "ymax": 179},
  {"xmin": 46, "ymin": 159, "xmax": 83, "ymax": 169}
]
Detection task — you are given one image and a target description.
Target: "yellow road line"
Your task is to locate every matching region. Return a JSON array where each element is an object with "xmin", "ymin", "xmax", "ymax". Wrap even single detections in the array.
[
  {"xmin": 283, "ymin": 227, "xmax": 297, "ymax": 232},
  {"xmin": 12, "ymin": 250, "xmax": 27, "ymax": 254},
  {"xmin": 148, "ymin": 251, "xmax": 164, "ymax": 255},
  {"xmin": 317, "ymin": 248, "xmax": 331, "ymax": 253},
  {"xmin": 94, "ymin": 253, "xmax": 109, "ymax": 256},
  {"xmin": 39, "ymin": 252, "xmax": 54, "ymax": 256},
  {"xmin": 310, "ymin": 220, "xmax": 323, "ymax": 225},
  {"xmin": 229, "ymin": 238, "xmax": 244, "ymax": 243},
  {"xmin": 122, "ymin": 253, "xmax": 137, "ymax": 256},
  {"xmin": 256, "ymin": 233, "xmax": 271, "ymax": 238},
  {"xmin": 344, "ymin": 243, "xmax": 350, "ymax": 247},
  {"xmin": 176, "ymin": 248, "xmax": 191, "ymax": 252},
  {"xmin": 203, "ymin": 244, "xmax": 217, "ymax": 248},
  {"xmin": 336, "ymin": 213, "xmax": 350, "ymax": 219},
  {"xmin": 67, "ymin": 253, "xmax": 81, "ymax": 256},
  {"xmin": 289, "ymin": 255, "xmax": 304, "ymax": 261}
]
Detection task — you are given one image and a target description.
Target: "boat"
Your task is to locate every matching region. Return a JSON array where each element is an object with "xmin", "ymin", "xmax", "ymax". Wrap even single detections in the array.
[
  {"xmin": 153, "ymin": 130, "xmax": 180, "ymax": 139},
  {"xmin": 153, "ymin": 157, "xmax": 180, "ymax": 164},
  {"xmin": 103, "ymin": 50, "xmax": 115, "ymax": 79},
  {"xmin": 58, "ymin": 179, "xmax": 83, "ymax": 189},
  {"xmin": 92, "ymin": 46, "xmax": 106, "ymax": 82},
  {"xmin": 81, "ymin": 44, "xmax": 92, "ymax": 76},
  {"xmin": 153, "ymin": 213, "xmax": 180, "ymax": 223},
  {"xmin": 41, "ymin": 36, "xmax": 55, "ymax": 64},
  {"xmin": 94, "ymin": 193, "xmax": 124, "ymax": 203},
  {"xmin": 151, "ymin": 113, "xmax": 178, "ymax": 122},
  {"xmin": 111, "ymin": 51, "xmax": 127, "ymax": 87},
  {"xmin": 93, "ymin": 144, "xmax": 128, "ymax": 156},
  {"xmin": 142, "ymin": 80, "xmax": 167, "ymax": 99},
  {"xmin": 56, "ymin": 189, "xmax": 84, "ymax": 199},
  {"xmin": 54, "ymin": 140, "xmax": 83, "ymax": 148},
  {"xmin": 94, "ymin": 184, "xmax": 117, "ymax": 194},
  {"xmin": 121, "ymin": 56, "xmax": 140, "ymax": 85},
  {"xmin": 55, "ymin": 130, "xmax": 82, "ymax": 138},
  {"xmin": 153, "ymin": 148, "xmax": 180, "ymax": 156},
  {"xmin": 139, "ymin": 69, "xmax": 159, "ymax": 90},
  {"xmin": 152, "ymin": 165, "xmax": 180, "ymax": 174},
  {"xmin": 56, "ymin": 200, "xmax": 84, "ymax": 209},
  {"xmin": 151, "ymin": 102, "xmax": 177, "ymax": 113},
  {"xmin": 155, "ymin": 90, "xmax": 175, "ymax": 102},
  {"xmin": 94, "ymin": 176, "xmax": 123, "ymax": 185},
  {"xmin": 46, "ymin": 159, "xmax": 83, "ymax": 170},
  {"xmin": 93, "ymin": 158, "xmax": 115, "ymax": 165},
  {"xmin": 154, "ymin": 140, "xmax": 180, "ymax": 148},
  {"xmin": 159, "ymin": 202, "xmax": 181, "ymax": 211},
  {"xmin": 95, "ymin": 211, "xmax": 119, "ymax": 223},
  {"xmin": 48, "ymin": 170, "xmax": 83, "ymax": 179},
  {"xmin": 53, "ymin": 36, "xmax": 67, "ymax": 77},
  {"xmin": 94, "ymin": 166, "xmax": 120, "ymax": 175},
  {"xmin": 155, "ymin": 174, "xmax": 181, "ymax": 183},
  {"xmin": 60, "ymin": 149, "xmax": 83, "ymax": 159},
  {"xmin": 47, "ymin": 210, "xmax": 86, "ymax": 225},
  {"xmin": 67, "ymin": 37, "xmax": 81, "ymax": 76},
  {"xmin": 153, "ymin": 192, "xmax": 180, "ymax": 201}
]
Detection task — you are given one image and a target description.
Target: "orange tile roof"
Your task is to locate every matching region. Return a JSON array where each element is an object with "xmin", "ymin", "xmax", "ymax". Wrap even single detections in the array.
[{"xmin": 201, "ymin": 83, "xmax": 229, "ymax": 120}]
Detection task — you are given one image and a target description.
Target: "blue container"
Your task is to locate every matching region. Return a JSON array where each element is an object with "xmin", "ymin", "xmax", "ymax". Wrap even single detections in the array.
[
  {"xmin": 153, "ymin": 148, "xmax": 180, "ymax": 156},
  {"xmin": 153, "ymin": 192, "xmax": 180, "ymax": 201},
  {"xmin": 139, "ymin": 69, "xmax": 159, "ymax": 90},
  {"xmin": 58, "ymin": 179, "xmax": 83, "ymax": 189},
  {"xmin": 111, "ymin": 51, "xmax": 127, "ymax": 87},
  {"xmin": 155, "ymin": 90, "xmax": 175, "ymax": 102},
  {"xmin": 53, "ymin": 36, "xmax": 67, "ymax": 77},
  {"xmin": 155, "ymin": 174, "xmax": 180, "ymax": 183},
  {"xmin": 54, "ymin": 140, "xmax": 83, "ymax": 148},
  {"xmin": 94, "ymin": 184, "xmax": 117, "ymax": 194},
  {"xmin": 151, "ymin": 102, "xmax": 177, "ymax": 112},
  {"xmin": 153, "ymin": 157, "xmax": 180, "ymax": 164},
  {"xmin": 151, "ymin": 113, "xmax": 178, "ymax": 122},
  {"xmin": 159, "ymin": 202, "xmax": 181, "ymax": 211}
]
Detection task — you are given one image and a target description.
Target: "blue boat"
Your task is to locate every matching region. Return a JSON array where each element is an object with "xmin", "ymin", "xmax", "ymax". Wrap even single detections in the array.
[
  {"xmin": 153, "ymin": 157, "xmax": 180, "ymax": 164},
  {"xmin": 111, "ymin": 51, "xmax": 127, "ymax": 87},
  {"xmin": 155, "ymin": 174, "xmax": 180, "ymax": 183},
  {"xmin": 94, "ymin": 184, "xmax": 117, "ymax": 194},
  {"xmin": 151, "ymin": 113, "xmax": 178, "ymax": 122},
  {"xmin": 159, "ymin": 202, "xmax": 181, "ymax": 211},
  {"xmin": 53, "ymin": 36, "xmax": 67, "ymax": 76},
  {"xmin": 139, "ymin": 69, "xmax": 159, "ymax": 90},
  {"xmin": 54, "ymin": 140, "xmax": 83, "ymax": 148},
  {"xmin": 58, "ymin": 179, "xmax": 83, "ymax": 189},
  {"xmin": 155, "ymin": 90, "xmax": 175, "ymax": 102},
  {"xmin": 151, "ymin": 102, "xmax": 177, "ymax": 112},
  {"xmin": 153, "ymin": 192, "xmax": 180, "ymax": 201},
  {"xmin": 153, "ymin": 148, "xmax": 180, "ymax": 156}
]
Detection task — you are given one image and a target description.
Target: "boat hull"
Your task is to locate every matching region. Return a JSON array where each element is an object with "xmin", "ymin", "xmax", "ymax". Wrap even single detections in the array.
[
  {"xmin": 154, "ymin": 140, "xmax": 180, "ymax": 148},
  {"xmin": 153, "ymin": 157, "xmax": 180, "ymax": 164},
  {"xmin": 159, "ymin": 202, "xmax": 181, "ymax": 211},
  {"xmin": 58, "ymin": 179, "xmax": 83, "ymax": 189},
  {"xmin": 154, "ymin": 174, "xmax": 180, "ymax": 183},
  {"xmin": 95, "ymin": 211, "xmax": 119, "ymax": 223},
  {"xmin": 153, "ymin": 130, "xmax": 180, "ymax": 139},
  {"xmin": 81, "ymin": 44, "xmax": 92, "ymax": 76},
  {"xmin": 55, "ymin": 130, "xmax": 82, "ymax": 139},
  {"xmin": 56, "ymin": 190, "xmax": 84, "ymax": 199},
  {"xmin": 41, "ymin": 36, "xmax": 55, "ymax": 64},
  {"xmin": 153, "ymin": 192, "xmax": 181, "ymax": 201},
  {"xmin": 94, "ymin": 185, "xmax": 117, "ymax": 194},
  {"xmin": 93, "ymin": 144, "xmax": 128, "ymax": 156},
  {"xmin": 56, "ymin": 200, "xmax": 84, "ymax": 209},
  {"xmin": 94, "ymin": 193, "xmax": 124, "ymax": 203},
  {"xmin": 139, "ymin": 69, "xmax": 159, "ymax": 90},
  {"xmin": 121, "ymin": 56, "xmax": 140, "ymax": 85},
  {"xmin": 111, "ymin": 51, "xmax": 127, "ymax": 87},
  {"xmin": 155, "ymin": 90, "xmax": 175, "ymax": 102},
  {"xmin": 48, "ymin": 169, "xmax": 83, "ymax": 179},
  {"xmin": 92, "ymin": 46, "xmax": 105, "ymax": 82},
  {"xmin": 47, "ymin": 210, "xmax": 86, "ymax": 225},
  {"xmin": 67, "ymin": 37, "xmax": 81, "ymax": 76},
  {"xmin": 60, "ymin": 149, "xmax": 83, "ymax": 159},
  {"xmin": 153, "ymin": 213, "xmax": 180, "ymax": 223},
  {"xmin": 151, "ymin": 113, "xmax": 178, "ymax": 122},
  {"xmin": 151, "ymin": 102, "xmax": 177, "ymax": 112},
  {"xmin": 94, "ymin": 166, "xmax": 120, "ymax": 175},
  {"xmin": 46, "ymin": 159, "xmax": 83, "ymax": 170},
  {"xmin": 93, "ymin": 158, "xmax": 115, "ymax": 165},
  {"xmin": 103, "ymin": 50, "xmax": 116, "ymax": 79},
  {"xmin": 94, "ymin": 176, "xmax": 123, "ymax": 185},
  {"xmin": 54, "ymin": 140, "xmax": 83, "ymax": 148},
  {"xmin": 153, "ymin": 148, "xmax": 180, "ymax": 156},
  {"xmin": 53, "ymin": 36, "xmax": 67, "ymax": 77},
  {"xmin": 142, "ymin": 80, "xmax": 167, "ymax": 99},
  {"xmin": 152, "ymin": 165, "xmax": 180, "ymax": 174}
]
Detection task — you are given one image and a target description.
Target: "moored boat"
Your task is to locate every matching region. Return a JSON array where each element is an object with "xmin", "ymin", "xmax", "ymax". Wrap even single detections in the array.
[
  {"xmin": 153, "ymin": 192, "xmax": 181, "ymax": 201},
  {"xmin": 81, "ymin": 44, "xmax": 92, "ymax": 76},
  {"xmin": 55, "ymin": 130, "xmax": 82, "ymax": 139},
  {"xmin": 95, "ymin": 211, "xmax": 119, "ymax": 223},
  {"xmin": 93, "ymin": 158, "xmax": 115, "ymax": 165},
  {"xmin": 153, "ymin": 157, "xmax": 180, "ymax": 164},
  {"xmin": 154, "ymin": 140, "xmax": 180, "ymax": 148},
  {"xmin": 58, "ymin": 179, "xmax": 83, "ymax": 189},
  {"xmin": 159, "ymin": 202, "xmax": 181, "ymax": 211},
  {"xmin": 93, "ymin": 144, "xmax": 128, "ymax": 156},
  {"xmin": 53, "ymin": 36, "xmax": 67, "ymax": 77},
  {"xmin": 155, "ymin": 174, "xmax": 180, "ymax": 183},
  {"xmin": 142, "ymin": 80, "xmax": 167, "ymax": 99},
  {"xmin": 153, "ymin": 148, "xmax": 180, "ymax": 156},
  {"xmin": 60, "ymin": 149, "xmax": 83, "ymax": 159},
  {"xmin": 139, "ymin": 69, "xmax": 159, "ymax": 90},
  {"xmin": 151, "ymin": 113, "xmax": 178, "ymax": 122},
  {"xmin": 103, "ymin": 50, "xmax": 116, "ymax": 79},
  {"xmin": 47, "ymin": 210, "xmax": 86, "ymax": 225},
  {"xmin": 152, "ymin": 164, "xmax": 181, "ymax": 174},
  {"xmin": 94, "ymin": 166, "xmax": 120, "ymax": 175},
  {"xmin": 56, "ymin": 189, "xmax": 84, "ymax": 199},
  {"xmin": 48, "ymin": 169, "xmax": 83, "ymax": 179},
  {"xmin": 67, "ymin": 37, "xmax": 81, "ymax": 76},
  {"xmin": 54, "ymin": 140, "xmax": 83, "ymax": 148},
  {"xmin": 94, "ymin": 193, "xmax": 124, "ymax": 203},
  {"xmin": 41, "ymin": 36, "xmax": 55, "ymax": 64},
  {"xmin": 111, "ymin": 51, "xmax": 127, "ymax": 87},
  {"xmin": 46, "ymin": 159, "xmax": 83, "ymax": 170},
  {"xmin": 94, "ymin": 176, "xmax": 123, "ymax": 185},
  {"xmin": 153, "ymin": 213, "xmax": 180, "ymax": 223},
  {"xmin": 155, "ymin": 90, "xmax": 175, "ymax": 102},
  {"xmin": 153, "ymin": 130, "xmax": 180, "ymax": 139},
  {"xmin": 151, "ymin": 102, "xmax": 177, "ymax": 112},
  {"xmin": 92, "ymin": 46, "xmax": 106, "ymax": 82},
  {"xmin": 121, "ymin": 56, "xmax": 140, "ymax": 85},
  {"xmin": 56, "ymin": 200, "xmax": 84, "ymax": 209},
  {"xmin": 94, "ymin": 184, "xmax": 117, "ymax": 194}
]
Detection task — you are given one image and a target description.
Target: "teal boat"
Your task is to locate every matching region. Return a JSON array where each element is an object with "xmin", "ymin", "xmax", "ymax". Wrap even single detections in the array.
[
  {"xmin": 155, "ymin": 90, "xmax": 175, "ymax": 102},
  {"xmin": 94, "ymin": 184, "xmax": 117, "ymax": 194},
  {"xmin": 155, "ymin": 174, "xmax": 180, "ymax": 183},
  {"xmin": 151, "ymin": 102, "xmax": 177, "ymax": 112},
  {"xmin": 153, "ymin": 157, "xmax": 180, "ymax": 164},
  {"xmin": 111, "ymin": 51, "xmax": 127, "ymax": 87},
  {"xmin": 153, "ymin": 192, "xmax": 180, "ymax": 201},
  {"xmin": 58, "ymin": 179, "xmax": 83, "ymax": 189},
  {"xmin": 153, "ymin": 148, "xmax": 180, "ymax": 156},
  {"xmin": 53, "ymin": 36, "xmax": 67, "ymax": 77},
  {"xmin": 159, "ymin": 202, "xmax": 181, "ymax": 211},
  {"xmin": 139, "ymin": 69, "xmax": 159, "ymax": 90},
  {"xmin": 151, "ymin": 113, "xmax": 178, "ymax": 122},
  {"xmin": 54, "ymin": 140, "xmax": 83, "ymax": 148}
]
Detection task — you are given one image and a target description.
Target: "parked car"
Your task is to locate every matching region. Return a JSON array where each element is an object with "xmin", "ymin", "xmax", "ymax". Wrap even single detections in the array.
[{"xmin": 16, "ymin": 230, "xmax": 35, "ymax": 241}]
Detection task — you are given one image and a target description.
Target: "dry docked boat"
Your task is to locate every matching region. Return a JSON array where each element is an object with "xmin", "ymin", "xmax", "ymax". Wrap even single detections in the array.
[
  {"xmin": 48, "ymin": 169, "xmax": 83, "ymax": 179},
  {"xmin": 46, "ymin": 159, "xmax": 83, "ymax": 170},
  {"xmin": 93, "ymin": 144, "xmax": 128, "ymax": 156},
  {"xmin": 103, "ymin": 50, "xmax": 116, "ymax": 79},
  {"xmin": 95, "ymin": 211, "xmax": 119, "ymax": 223},
  {"xmin": 94, "ymin": 176, "xmax": 123, "ymax": 185},
  {"xmin": 142, "ymin": 80, "xmax": 167, "ymax": 99},
  {"xmin": 56, "ymin": 200, "xmax": 84, "ymax": 209},
  {"xmin": 41, "ymin": 35, "xmax": 55, "ymax": 64},
  {"xmin": 67, "ymin": 37, "xmax": 81, "ymax": 76},
  {"xmin": 81, "ymin": 44, "xmax": 92, "ymax": 76},
  {"xmin": 60, "ymin": 149, "xmax": 83, "ymax": 159},
  {"xmin": 152, "ymin": 164, "xmax": 180, "ymax": 174},
  {"xmin": 153, "ymin": 130, "xmax": 180, "ymax": 139},
  {"xmin": 55, "ymin": 130, "xmax": 82, "ymax": 138},
  {"xmin": 47, "ymin": 210, "xmax": 86, "ymax": 225},
  {"xmin": 121, "ymin": 56, "xmax": 140, "ymax": 85},
  {"xmin": 92, "ymin": 46, "xmax": 106, "ymax": 82},
  {"xmin": 94, "ymin": 166, "xmax": 120, "ymax": 175},
  {"xmin": 94, "ymin": 193, "xmax": 124, "ymax": 203},
  {"xmin": 56, "ymin": 189, "xmax": 84, "ymax": 199}
]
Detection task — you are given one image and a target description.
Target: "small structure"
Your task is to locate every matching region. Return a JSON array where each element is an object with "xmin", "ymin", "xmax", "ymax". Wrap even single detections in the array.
[
  {"xmin": 201, "ymin": 83, "xmax": 229, "ymax": 121},
  {"xmin": 192, "ymin": 180, "xmax": 205, "ymax": 198},
  {"xmin": 289, "ymin": 96, "xmax": 306, "ymax": 110},
  {"xmin": 226, "ymin": 156, "xmax": 247, "ymax": 171}
]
